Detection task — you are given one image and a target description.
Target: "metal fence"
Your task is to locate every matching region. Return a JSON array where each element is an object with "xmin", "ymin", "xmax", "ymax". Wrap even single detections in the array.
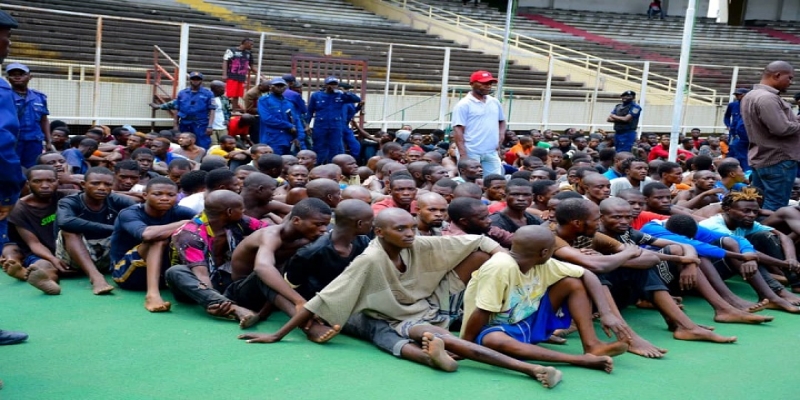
[{"xmin": 1, "ymin": 3, "xmax": 753, "ymax": 134}]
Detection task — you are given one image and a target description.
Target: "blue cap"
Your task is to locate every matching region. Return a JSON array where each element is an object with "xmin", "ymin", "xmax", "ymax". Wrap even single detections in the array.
[
  {"xmin": 188, "ymin": 71, "xmax": 204, "ymax": 80},
  {"xmin": 0, "ymin": 10, "xmax": 18, "ymax": 29},
  {"xmin": 270, "ymin": 77, "xmax": 287, "ymax": 86},
  {"xmin": 324, "ymin": 76, "xmax": 339, "ymax": 85},
  {"xmin": 122, "ymin": 125, "xmax": 136, "ymax": 134},
  {"xmin": 734, "ymin": 88, "xmax": 750, "ymax": 95},
  {"xmin": 5, "ymin": 63, "xmax": 29, "ymax": 73},
  {"xmin": 282, "ymin": 74, "xmax": 303, "ymax": 88}
]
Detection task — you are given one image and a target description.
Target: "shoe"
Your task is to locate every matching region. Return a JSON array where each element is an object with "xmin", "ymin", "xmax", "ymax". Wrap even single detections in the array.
[{"xmin": 0, "ymin": 329, "xmax": 28, "ymax": 345}]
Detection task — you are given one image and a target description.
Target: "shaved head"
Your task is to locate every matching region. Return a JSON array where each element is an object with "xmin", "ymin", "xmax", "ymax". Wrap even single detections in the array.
[
  {"xmin": 511, "ymin": 225, "xmax": 555, "ymax": 256},
  {"xmin": 309, "ymin": 164, "xmax": 342, "ymax": 181},
  {"xmin": 342, "ymin": 185, "xmax": 372, "ymax": 204},
  {"xmin": 599, "ymin": 197, "xmax": 631, "ymax": 214},
  {"xmin": 582, "ymin": 173, "xmax": 609, "ymax": 186},
  {"xmin": 764, "ymin": 60, "xmax": 793, "ymax": 76},
  {"xmin": 204, "ymin": 190, "xmax": 244, "ymax": 217},
  {"xmin": 375, "ymin": 207, "xmax": 413, "ymax": 228},
  {"xmin": 417, "ymin": 192, "xmax": 448, "ymax": 208},
  {"xmin": 243, "ymin": 171, "xmax": 276, "ymax": 189},
  {"xmin": 306, "ymin": 178, "xmax": 341, "ymax": 206},
  {"xmin": 334, "ymin": 199, "xmax": 374, "ymax": 225}
]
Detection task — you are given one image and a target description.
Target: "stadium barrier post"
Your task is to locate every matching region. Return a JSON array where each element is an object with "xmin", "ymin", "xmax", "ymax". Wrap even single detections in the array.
[
  {"xmin": 92, "ymin": 16, "xmax": 103, "ymax": 125},
  {"xmin": 381, "ymin": 43, "xmax": 393, "ymax": 132},
  {"xmin": 638, "ymin": 61, "xmax": 650, "ymax": 136},
  {"xmin": 542, "ymin": 55, "xmax": 555, "ymax": 130},
  {"xmin": 439, "ymin": 47, "xmax": 450, "ymax": 130},
  {"xmin": 178, "ymin": 23, "xmax": 190, "ymax": 91},
  {"xmin": 256, "ymin": 32, "xmax": 265, "ymax": 85}
]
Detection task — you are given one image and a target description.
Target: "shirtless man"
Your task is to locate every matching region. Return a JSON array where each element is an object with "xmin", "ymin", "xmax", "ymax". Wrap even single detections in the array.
[
  {"xmin": 174, "ymin": 133, "xmax": 206, "ymax": 163},
  {"xmin": 273, "ymin": 164, "xmax": 308, "ymax": 203},
  {"xmin": 240, "ymin": 172, "xmax": 290, "ymax": 220},
  {"xmin": 675, "ymin": 170, "xmax": 724, "ymax": 209},
  {"xmin": 239, "ymin": 208, "xmax": 563, "ymax": 389}
]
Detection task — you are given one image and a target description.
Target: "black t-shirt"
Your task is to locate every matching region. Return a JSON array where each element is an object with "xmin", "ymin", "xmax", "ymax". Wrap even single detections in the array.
[
  {"xmin": 607, "ymin": 228, "xmax": 657, "ymax": 247},
  {"xmin": 284, "ymin": 232, "xmax": 371, "ymax": 300},
  {"xmin": 489, "ymin": 211, "xmax": 543, "ymax": 233},
  {"xmin": 224, "ymin": 47, "xmax": 253, "ymax": 82},
  {"xmin": 56, "ymin": 193, "xmax": 137, "ymax": 240},
  {"xmin": 109, "ymin": 204, "xmax": 196, "ymax": 264},
  {"xmin": 8, "ymin": 191, "xmax": 73, "ymax": 257}
]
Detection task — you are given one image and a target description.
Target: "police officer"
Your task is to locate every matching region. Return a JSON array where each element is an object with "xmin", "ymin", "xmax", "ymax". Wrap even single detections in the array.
[
  {"xmin": 282, "ymin": 74, "xmax": 310, "ymax": 150},
  {"xmin": 607, "ymin": 90, "xmax": 642, "ymax": 153},
  {"xmin": 6, "ymin": 63, "xmax": 50, "ymax": 168},
  {"xmin": 339, "ymin": 82, "xmax": 363, "ymax": 161},
  {"xmin": 258, "ymin": 77, "xmax": 305, "ymax": 155},
  {"xmin": 174, "ymin": 71, "xmax": 216, "ymax": 149},
  {"xmin": 724, "ymin": 88, "xmax": 750, "ymax": 170},
  {"xmin": 307, "ymin": 76, "xmax": 361, "ymax": 164}
]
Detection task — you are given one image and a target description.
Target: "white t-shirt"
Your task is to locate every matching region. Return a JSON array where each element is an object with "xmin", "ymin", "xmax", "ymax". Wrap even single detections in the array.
[
  {"xmin": 212, "ymin": 97, "xmax": 226, "ymax": 130},
  {"xmin": 451, "ymin": 92, "xmax": 505, "ymax": 156},
  {"xmin": 178, "ymin": 192, "xmax": 206, "ymax": 214}
]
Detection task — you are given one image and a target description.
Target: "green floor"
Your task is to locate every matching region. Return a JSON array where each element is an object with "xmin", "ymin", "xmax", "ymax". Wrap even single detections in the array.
[{"xmin": 1, "ymin": 276, "xmax": 797, "ymax": 400}]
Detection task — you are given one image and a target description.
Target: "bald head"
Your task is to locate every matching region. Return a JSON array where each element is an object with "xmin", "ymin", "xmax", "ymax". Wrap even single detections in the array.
[
  {"xmin": 375, "ymin": 207, "xmax": 414, "ymax": 229},
  {"xmin": 332, "ymin": 154, "xmax": 356, "ymax": 166},
  {"xmin": 309, "ymin": 164, "xmax": 342, "ymax": 181},
  {"xmin": 243, "ymin": 172, "xmax": 276, "ymax": 189},
  {"xmin": 210, "ymin": 80, "xmax": 225, "ymax": 89},
  {"xmin": 582, "ymin": 173, "xmax": 609, "ymax": 186},
  {"xmin": 511, "ymin": 225, "xmax": 555, "ymax": 257},
  {"xmin": 334, "ymin": 199, "xmax": 374, "ymax": 226},
  {"xmin": 764, "ymin": 61, "xmax": 793, "ymax": 76},
  {"xmin": 305, "ymin": 178, "xmax": 341, "ymax": 206},
  {"xmin": 342, "ymin": 185, "xmax": 372, "ymax": 204},
  {"xmin": 417, "ymin": 192, "xmax": 448, "ymax": 209},
  {"xmin": 599, "ymin": 197, "xmax": 631, "ymax": 214},
  {"xmin": 762, "ymin": 61, "xmax": 795, "ymax": 92},
  {"xmin": 204, "ymin": 190, "xmax": 244, "ymax": 217}
]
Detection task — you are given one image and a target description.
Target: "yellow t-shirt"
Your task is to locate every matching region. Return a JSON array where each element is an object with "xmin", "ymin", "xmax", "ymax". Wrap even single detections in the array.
[
  {"xmin": 208, "ymin": 145, "xmax": 245, "ymax": 158},
  {"xmin": 461, "ymin": 252, "xmax": 584, "ymax": 336}
]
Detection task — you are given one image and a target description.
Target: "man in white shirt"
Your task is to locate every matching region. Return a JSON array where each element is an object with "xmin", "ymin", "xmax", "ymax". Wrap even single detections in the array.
[
  {"xmin": 451, "ymin": 71, "xmax": 506, "ymax": 176},
  {"xmin": 209, "ymin": 80, "xmax": 232, "ymax": 146}
]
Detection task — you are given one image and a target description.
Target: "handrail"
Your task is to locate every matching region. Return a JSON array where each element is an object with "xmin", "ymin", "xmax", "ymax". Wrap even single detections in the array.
[
  {"xmin": 389, "ymin": 0, "xmax": 718, "ymax": 103},
  {"xmin": 153, "ymin": 45, "xmax": 180, "ymax": 70}
]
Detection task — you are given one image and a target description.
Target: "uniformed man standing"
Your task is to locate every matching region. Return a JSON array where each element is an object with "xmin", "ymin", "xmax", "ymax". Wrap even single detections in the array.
[
  {"xmin": 258, "ymin": 77, "xmax": 305, "ymax": 155},
  {"xmin": 307, "ymin": 76, "xmax": 361, "ymax": 164},
  {"xmin": 174, "ymin": 71, "xmax": 217, "ymax": 149},
  {"xmin": 0, "ymin": 9, "xmax": 30, "ymax": 345},
  {"xmin": 607, "ymin": 90, "xmax": 642, "ymax": 153},
  {"xmin": 6, "ymin": 62, "xmax": 50, "ymax": 168}
]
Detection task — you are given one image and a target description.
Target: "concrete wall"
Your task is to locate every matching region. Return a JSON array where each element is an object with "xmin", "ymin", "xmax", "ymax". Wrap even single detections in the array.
[{"xmin": 744, "ymin": 0, "xmax": 800, "ymax": 21}]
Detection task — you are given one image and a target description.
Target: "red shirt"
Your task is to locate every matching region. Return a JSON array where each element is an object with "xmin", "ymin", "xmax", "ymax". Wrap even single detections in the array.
[
  {"xmin": 371, "ymin": 197, "xmax": 419, "ymax": 216},
  {"xmin": 229, "ymin": 116, "xmax": 249, "ymax": 137},
  {"xmin": 647, "ymin": 144, "xmax": 695, "ymax": 162},
  {"xmin": 632, "ymin": 210, "xmax": 667, "ymax": 230}
]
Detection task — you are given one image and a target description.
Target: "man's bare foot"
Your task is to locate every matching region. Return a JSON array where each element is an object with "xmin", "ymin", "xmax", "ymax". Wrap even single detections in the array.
[
  {"xmin": 234, "ymin": 306, "xmax": 260, "ymax": 329},
  {"xmin": 91, "ymin": 279, "xmax": 114, "ymax": 295},
  {"xmin": 770, "ymin": 273, "xmax": 788, "ymax": 285},
  {"xmin": 27, "ymin": 268, "xmax": 61, "ymax": 295},
  {"xmin": 574, "ymin": 354, "xmax": 614, "ymax": 373},
  {"xmin": 778, "ymin": 290, "xmax": 800, "ymax": 306},
  {"xmin": 302, "ymin": 319, "xmax": 341, "ymax": 343},
  {"xmin": 734, "ymin": 299, "xmax": 769, "ymax": 313},
  {"xmin": 792, "ymin": 287, "xmax": 800, "ymax": 294},
  {"xmin": 585, "ymin": 340, "xmax": 628, "ymax": 357},
  {"xmin": 627, "ymin": 335, "xmax": 667, "ymax": 358},
  {"xmin": 144, "ymin": 295, "xmax": 171, "ymax": 313},
  {"xmin": 714, "ymin": 309, "xmax": 773, "ymax": 324},
  {"xmin": 2, "ymin": 259, "xmax": 28, "ymax": 281},
  {"xmin": 531, "ymin": 366, "xmax": 562, "ymax": 389},
  {"xmin": 764, "ymin": 297, "xmax": 800, "ymax": 313},
  {"xmin": 673, "ymin": 327, "xmax": 736, "ymax": 343},
  {"xmin": 552, "ymin": 322, "xmax": 577, "ymax": 338},
  {"xmin": 545, "ymin": 334, "xmax": 567, "ymax": 345},
  {"xmin": 421, "ymin": 332, "xmax": 458, "ymax": 372},
  {"xmin": 636, "ymin": 296, "xmax": 682, "ymax": 310}
]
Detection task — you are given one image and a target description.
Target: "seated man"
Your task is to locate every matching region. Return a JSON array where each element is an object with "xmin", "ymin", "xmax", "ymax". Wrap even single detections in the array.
[
  {"xmin": 240, "ymin": 172, "xmax": 290, "ymax": 220},
  {"xmin": 332, "ymin": 154, "xmax": 361, "ymax": 187},
  {"xmin": 166, "ymin": 190, "xmax": 267, "ymax": 327},
  {"xmin": 112, "ymin": 160, "xmax": 141, "ymax": 194},
  {"xmin": 239, "ymin": 208, "xmax": 563, "ymax": 389},
  {"xmin": 371, "ymin": 172, "xmax": 419, "ymax": 216},
  {"xmin": 552, "ymin": 199, "xmax": 736, "ymax": 358},
  {"xmin": 179, "ymin": 168, "xmax": 242, "ymax": 213},
  {"xmin": 273, "ymin": 164, "xmax": 307, "ymax": 203},
  {"xmin": 443, "ymin": 197, "xmax": 513, "ymax": 249},
  {"xmin": 37, "ymin": 151, "xmax": 82, "ymax": 190},
  {"xmin": 110, "ymin": 177, "xmax": 196, "ymax": 312},
  {"xmin": 490, "ymin": 178, "xmax": 543, "ymax": 233},
  {"xmin": 1, "ymin": 166, "xmax": 76, "ymax": 291},
  {"xmin": 55, "ymin": 167, "xmax": 137, "ymax": 294},
  {"xmin": 462, "ymin": 225, "xmax": 631, "ymax": 373},
  {"xmin": 609, "ymin": 157, "xmax": 652, "ymax": 196},
  {"xmin": 208, "ymin": 135, "xmax": 248, "ymax": 163},
  {"xmin": 674, "ymin": 170, "xmax": 723, "ymax": 209},
  {"xmin": 416, "ymin": 192, "xmax": 448, "ymax": 237}
]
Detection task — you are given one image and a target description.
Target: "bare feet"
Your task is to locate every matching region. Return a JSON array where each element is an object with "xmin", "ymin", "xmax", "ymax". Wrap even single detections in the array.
[
  {"xmin": 27, "ymin": 267, "xmax": 61, "ymax": 295},
  {"xmin": 764, "ymin": 297, "xmax": 800, "ymax": 313},
  {"xmin": 770, "ymin": 273, "xmax": 788, "ymax": 285},
  {"xmin": 91, "ymin": 278, "xmax": 114, "ymax": 295},
  {"xmin": 545, "ymin": 334, "xmax": 567, "ymax": 345},
  {"xmin": 1, "ymin": 258, "xmax": 28, "ymax": 281},
  {"xmin": 421, "ymin": 332, "xmax": 458, "ymax": 372},
  {"xmin": 778, "ymin": 290, "xmax": 800, "ymax": 306},
  {"xmin": 574, "ymin": 354, "xmax": 614, "ymax": 373},
  {"xmin": 302, "ymin": 319, "xmax": 341, "ymax": 343},
  {"xmin": 552, "ymin": 321, "xmax": 577, "ymax": 338},
  {"xmin": 627, "ymin": 335, "xmax": 667, "ymax": 358},
  {"xmin": 144, "ymin": 295, "xmax": 171, "ymax": 313},
  {"xmin": 713, "ymin": 309, "xmax": 773, "ymax": 324},
  {"xmin": 531, "ymin": 366, "xmax": 562, "ymax": 389},
  {"xmin": 584, "ymin": 340, "xmax": 628, "ymax": 357},
  {"xmin": 672, "ymin": 327, "xmax": 736, "ymax": 343},
  {"xmin": 234, "ymin": 306, "xmax": 260, "ymax": 329},
  {"xmin": 734, "ymin": 299, "xmax": 769, "ymax": 313},
  {"xmin": 636, "ymin": 296, "xmax": 682, "ymax": 310}
]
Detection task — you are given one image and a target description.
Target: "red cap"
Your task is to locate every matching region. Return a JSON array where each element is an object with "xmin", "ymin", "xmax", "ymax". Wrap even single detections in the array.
[{"xmin": 470, "ymin": 70, "xmax": 497, "ymax": 84}]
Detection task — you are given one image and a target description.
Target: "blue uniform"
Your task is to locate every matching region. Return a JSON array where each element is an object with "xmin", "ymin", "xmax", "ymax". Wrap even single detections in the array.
[
  {"xmin": 0, "ymin": 78, "xmax": 26, "ymax": 246},
  {"xmin": 12, "ymin": 88, "xmax": 48, "ymax": 168},
  {"xmin": 342, "ymin": 102, "xmax": 362, "ymax": 160},
  {"xmin": 307, "ymin": 90, "xmax": 361, "ymax": 164},
  {"xmin": 174, "ymin": 87, "xmax": 216, "ymax": 149},
  {"xmin": 610, "ymin": 102, "xmax": 642, "ymax": 153},
  {"xmin": 258, "ymin": 93, "xmax": 306, "ymax": 155},
  {"xmin": 724, "ymin": 100, "xmax": 749, "ymax": 170}
]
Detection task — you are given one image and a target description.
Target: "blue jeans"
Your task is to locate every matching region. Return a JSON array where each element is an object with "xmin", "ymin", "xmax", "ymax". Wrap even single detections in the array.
[
  {"xmin": 728, "ymin": 138, "xmax": 749, "ymax": 171},
  {"xmin": 466, "ymin": 151, "xmax": 503, "ymax": 176},
  {"xmin": 750, "ymin": 159, "xmax": 797, "ymax": 211},
  {"xmin": 614, "ymin": 130, "xmax": 637, "ymax": 153}
]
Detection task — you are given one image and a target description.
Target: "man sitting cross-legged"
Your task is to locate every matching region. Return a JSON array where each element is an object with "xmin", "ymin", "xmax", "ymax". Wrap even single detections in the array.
[
  {"xmin": 461, "ymin": 225, "xmax": 631, "ymax": 374},
  {"xmin": 110, "ymin": 177, "xmax": 196, "ymax": 312},
  {"xmin": 1, "ymin": 166, "xmax": 77, "ymax": 291},
  {"xmin": 165, "ymin": 190, "xmax": 267, "ymax": 328},
  {"xmin": 239, "ymin": 208, "xmax": 563, "ymax": 390},
  {"xmin": 551, "ymin": 199, "xmax": 736, "ymax": 358},
  {"xmin": 54, "ymin": 167, "xmax": 137, "ymax": 295}
]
